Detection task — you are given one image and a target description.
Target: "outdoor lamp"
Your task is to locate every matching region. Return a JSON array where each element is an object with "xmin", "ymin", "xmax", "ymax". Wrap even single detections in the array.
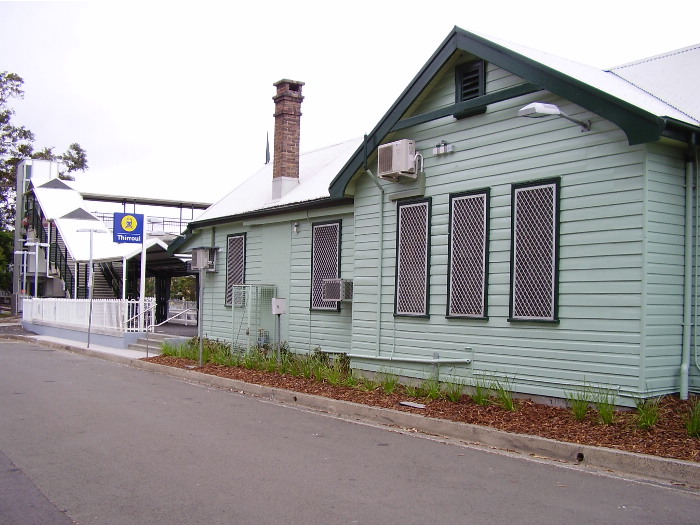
[{"xmin": 518, "ymin": 102, "xmax": 591, "ymax": 131}]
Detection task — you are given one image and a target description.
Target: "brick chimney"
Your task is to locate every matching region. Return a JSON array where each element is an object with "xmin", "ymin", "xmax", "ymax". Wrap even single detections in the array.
[{"xmin": 271, "ymin": 79, "xmax": 304, "ymax": 200}]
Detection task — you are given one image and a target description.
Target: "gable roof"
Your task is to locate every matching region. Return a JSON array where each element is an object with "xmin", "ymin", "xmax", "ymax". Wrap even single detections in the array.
[{"xmin": 329, "ymin": 26, "xmax": 700, "ymax": 199}]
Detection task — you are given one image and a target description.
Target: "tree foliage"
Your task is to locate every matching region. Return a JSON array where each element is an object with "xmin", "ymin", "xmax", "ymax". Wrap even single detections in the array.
[{"xmin": 0, "ymin": 71, "xmax": 89, "ymax": 230}]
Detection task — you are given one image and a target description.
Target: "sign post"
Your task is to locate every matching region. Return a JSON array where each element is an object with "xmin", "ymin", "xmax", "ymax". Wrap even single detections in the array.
[{"xmin": 113, "ymin": 213, "xmax": 147, "ymax": 331}]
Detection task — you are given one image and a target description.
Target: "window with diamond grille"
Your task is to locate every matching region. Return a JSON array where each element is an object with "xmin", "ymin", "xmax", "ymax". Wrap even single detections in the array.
[
  {"xmin": 225, "ymin": 233, "xmax": 246, "ymax": 307},
  {"xmin": 311, "ymin": 221, "xmax": 341, "ymax": 311},
  {"xmin": 509, "ymin": 179, "xmax": 559, "ymax": 322},
  {"xmin": 448, "ymin": 190, "xmax": 489, "ymax": 318},
  {"xmin": 395, "ymin": 199, "xmax": 431, "ymax": 317}
]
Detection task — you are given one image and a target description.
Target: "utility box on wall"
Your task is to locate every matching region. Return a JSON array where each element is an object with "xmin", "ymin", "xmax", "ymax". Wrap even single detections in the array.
[{"xmin": 272, "ymin": 297, "xmax": 286, "ymax": 315}]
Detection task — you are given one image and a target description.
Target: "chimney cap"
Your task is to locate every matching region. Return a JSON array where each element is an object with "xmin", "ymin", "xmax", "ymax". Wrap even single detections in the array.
[{"xmin": 274, "ymin": 78, "xmax": 305, "ymax": 90}]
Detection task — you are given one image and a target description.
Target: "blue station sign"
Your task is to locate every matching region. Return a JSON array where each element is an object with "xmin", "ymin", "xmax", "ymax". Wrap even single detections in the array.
[{"xmin": 113, "ymin": 212, "xmax": 144, "ymax": 244}]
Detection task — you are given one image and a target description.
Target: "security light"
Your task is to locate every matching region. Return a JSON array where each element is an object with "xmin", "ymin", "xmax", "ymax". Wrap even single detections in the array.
[{"xmin": 518, "ymin": 102, "xmax": 591, "ymax": 131}]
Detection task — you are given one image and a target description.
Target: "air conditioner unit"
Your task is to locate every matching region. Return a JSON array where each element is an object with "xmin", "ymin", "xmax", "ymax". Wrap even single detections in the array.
[
  {"xmin": 378, "ymin": 139, "xmax": 417, "ymax": 181},
  {"xmin": 190, "ymin": 247, "xmax": 218, "ymax": 272},
  {"xmin": 322, "ymin": 278, "xmax": 353, "ymax": 302}
]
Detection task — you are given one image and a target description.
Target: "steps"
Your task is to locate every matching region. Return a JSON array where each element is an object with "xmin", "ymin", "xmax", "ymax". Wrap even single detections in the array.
[{"xmin": 127, "ymin": 332, "xmax": 173, "ymax": 354}]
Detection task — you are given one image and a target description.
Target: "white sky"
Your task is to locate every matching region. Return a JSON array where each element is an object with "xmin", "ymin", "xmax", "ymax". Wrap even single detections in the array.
[{"xmin": 2, "ymin": 0, "xmax": 698, "ymax": 205}]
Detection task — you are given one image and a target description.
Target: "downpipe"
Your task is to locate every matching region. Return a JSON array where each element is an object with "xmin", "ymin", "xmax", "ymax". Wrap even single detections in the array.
[{"xmin": 681, "ymin": 133, "xmax": 698, "ymax": 400}]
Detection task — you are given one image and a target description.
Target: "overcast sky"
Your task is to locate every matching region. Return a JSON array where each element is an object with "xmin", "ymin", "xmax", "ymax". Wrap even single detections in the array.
[{"xmin": 2, "ymin": 0, "xmax": 698, "ymax": 204}]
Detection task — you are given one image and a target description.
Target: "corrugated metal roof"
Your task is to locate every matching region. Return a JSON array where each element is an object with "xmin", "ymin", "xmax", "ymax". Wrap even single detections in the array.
[
  {"xmin": 194, "ymin": 137, "xmax": 363, "ymax": 224},
  {"xmin": 609, "ymin": 44, "xmax": 700, "ymax": 123},
  {"xmin": 478, "ymin": 31, "xmax": 699, "ymax": 126}
]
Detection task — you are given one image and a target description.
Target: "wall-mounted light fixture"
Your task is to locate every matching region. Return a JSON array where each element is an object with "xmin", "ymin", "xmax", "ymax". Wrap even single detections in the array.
[
  {"xmin": 293, "ymin": 222, "xmax": 299, "ymax": 234},
  {"xmin": 518, "ymin": 102, "xmax": 591, "ymax": 131}
]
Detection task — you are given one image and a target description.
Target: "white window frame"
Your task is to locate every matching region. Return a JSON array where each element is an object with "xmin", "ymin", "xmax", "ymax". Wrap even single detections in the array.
[
  {"xmin": 447, "ymin": 190, "xmax": 489, "ymax": 318},
  {"xmin": 225, "ymin": 233, "xmax": 246, "ymax": 307},
  {"xmin": 509, "ymin": 178, "xmax": 560, "ymax": 322},
  {"xmin": 395, "ymin": 198, "xmax": 431, "ymax": 317},
  {"xmin": 311, "ymin": 221, "xmax": 341, "ymax": 311}
]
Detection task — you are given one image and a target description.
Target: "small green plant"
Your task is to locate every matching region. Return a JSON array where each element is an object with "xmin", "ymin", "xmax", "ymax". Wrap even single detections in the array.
[
  {"xmin": 592, "ymin": 385, "xmax": 617, "ymax": 425},
  {"xmin": 442, "ymin": 380, "xmax": 464, "ymax": 403},
  {"xmin": 686, "ymin": 398, "xmax": 700, "ymax": 438},
  {"xmin": 634, "ymin": 396, "xmax": 662, "ymax": 429},
  {"xmin": 323, "ymin": 360, "xmax": 346, "ymax": 386},
  {"xmin": 492, "ymin": 375, "xmax": 517, "ymax": 411},
  {"xmin": 470, "ymin": 375, "xmax": 492, "ymax": 406},
  {"xmin": 358, "ymin": 374, "xmax": 378, "ymax": 392},
  {"xmin": 421, "ymin": 375, "xmax": 442, "ymax": 400},
  {"xmin": 378, "ymin": 369, "xmax": 400, "ymax": 394},
  {"xmin": 565, "ymin": 385, "xmax": 591, "ymax": 421},
  {"xmin": 343, "ymin": 373, "xmax": 359, "ymax": 388},
  {"xmin": 405, "ymin": 382, "xmax": 423, "ymax": 398}
]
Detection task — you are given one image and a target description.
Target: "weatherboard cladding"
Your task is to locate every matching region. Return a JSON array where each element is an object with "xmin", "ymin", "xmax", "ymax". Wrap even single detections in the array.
[
  {"xmin": 349, "ymin": 60, "xmax": 677, "ymax": 400},
  {"xmin": 195, "ymin": 208, "xmax": 354, "ymax": 355}
]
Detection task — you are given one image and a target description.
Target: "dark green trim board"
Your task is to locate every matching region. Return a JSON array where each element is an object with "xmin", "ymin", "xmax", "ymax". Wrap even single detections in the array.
[
  {"xmin": 328, "ymin": 26, "xmax": 699, "ymax": 199},
  {"xmin": 393, "ymin": 83, "xmax": 539, "ymax": 132}
]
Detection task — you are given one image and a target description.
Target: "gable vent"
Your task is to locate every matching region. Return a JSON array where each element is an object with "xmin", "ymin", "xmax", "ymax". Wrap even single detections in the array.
[{"xmin": 457, "ymin": 60, "xmax": 485, "ymax": 102}]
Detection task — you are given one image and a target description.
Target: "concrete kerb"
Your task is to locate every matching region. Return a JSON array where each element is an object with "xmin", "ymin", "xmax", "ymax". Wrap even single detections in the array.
[{"xmin": 8, "ymin": 334, "xmax": 700, "ymax": 489}]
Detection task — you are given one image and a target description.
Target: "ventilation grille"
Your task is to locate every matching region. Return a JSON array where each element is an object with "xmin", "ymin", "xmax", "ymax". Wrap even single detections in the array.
[{"xmin": 458, "ymin": 60, "xmax": 484, "ymax": 101}]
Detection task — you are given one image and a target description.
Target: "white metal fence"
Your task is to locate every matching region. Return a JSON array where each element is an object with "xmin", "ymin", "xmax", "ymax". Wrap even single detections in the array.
[
  {"xmin": 167, "ymin": 299, "xmax": 198, "ymax": 324},
  {"xmin": 22, "ymin": 297, "xmax": 157, "ymax": 333}
]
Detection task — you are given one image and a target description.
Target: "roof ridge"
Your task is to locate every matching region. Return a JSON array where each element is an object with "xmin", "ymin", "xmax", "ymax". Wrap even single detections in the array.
[{"xmin": 610, "ymin": 43, "xmax": 700, "ymax": 71}]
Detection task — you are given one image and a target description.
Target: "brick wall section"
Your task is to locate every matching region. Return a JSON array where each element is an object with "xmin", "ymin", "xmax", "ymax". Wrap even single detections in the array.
[{"xmin": 272, "ymin": 79, "xmax": 304, "ymax": 180}]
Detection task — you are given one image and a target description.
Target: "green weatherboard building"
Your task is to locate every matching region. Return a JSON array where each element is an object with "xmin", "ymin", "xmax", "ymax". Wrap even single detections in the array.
[{"xmin": 173, "ymin": 27, "xmax": 700, "ymax": 406}]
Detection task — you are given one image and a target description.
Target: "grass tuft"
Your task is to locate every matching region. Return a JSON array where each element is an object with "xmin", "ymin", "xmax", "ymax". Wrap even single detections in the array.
[
  {"xmin": 634, "ymin": 396, "xmax": 662, "ymax": 430},
  {"xmin": 565, "ymin": 385, "xmax": 591, "ymax": 421},
  {"xmin": 470, "ymin": 375, "xmax": 492, "ymax": 406},
  {"xmin": 686, "ymin": 398, "xmax": 700, "ymax": 438},
  {"xmin": 592, "ymin": 385, "xmax": 617, "ymax": 425},
  {"xmin": 492, "ymin": 375, "xmax": 517, "ymax": 411}
]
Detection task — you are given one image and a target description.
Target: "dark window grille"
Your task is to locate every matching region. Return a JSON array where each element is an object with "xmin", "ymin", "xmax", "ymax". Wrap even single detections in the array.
[
  {"xmin": 395, "ymin": 199, "xmax": 431, "ymax": 316},
  {"xmin": 311, "ymin": 221, "xmax": 341, "ymax": 310},
  {"xmin": 510, "ymin": 180, "xmax": 559, "ymax": 321},
  {"xmin": 225, "ymin": 234, "xmax": 245, "ymax": 306},
  {"xmin": 448, "ymin": 191, "xmax": 488, "ymax": 318}
]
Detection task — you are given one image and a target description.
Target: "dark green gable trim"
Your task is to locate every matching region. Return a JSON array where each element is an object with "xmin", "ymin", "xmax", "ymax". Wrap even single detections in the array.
[{"xmin": 329, "ymin": 26, "xmax": 696, "ymax": 199}]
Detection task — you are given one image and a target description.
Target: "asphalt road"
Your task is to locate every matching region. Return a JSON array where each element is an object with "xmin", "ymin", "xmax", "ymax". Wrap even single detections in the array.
[{"xmin": 1, "ymin": 340, "xmax": 698, "ymax": 525}]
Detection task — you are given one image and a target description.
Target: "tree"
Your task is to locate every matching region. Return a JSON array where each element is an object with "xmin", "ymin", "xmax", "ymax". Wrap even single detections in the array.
[{"xmin": 0, "ymin": 71, "xmax": 88, "ymax": 230}]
